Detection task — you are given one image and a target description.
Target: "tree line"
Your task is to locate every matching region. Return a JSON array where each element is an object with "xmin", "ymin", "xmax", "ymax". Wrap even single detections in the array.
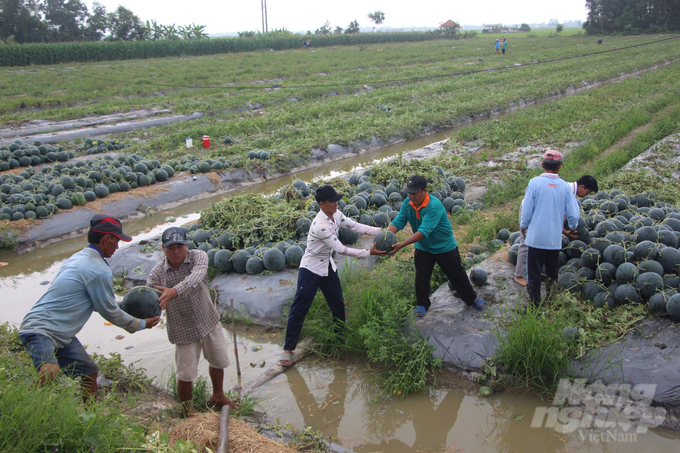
[
  {"xmin": 0, "ymin": 0, "xmax": 207, "ymax": 44},
  {"xmin": 584, "ymin": 0, "xmax": 680, "ymax": 34}
]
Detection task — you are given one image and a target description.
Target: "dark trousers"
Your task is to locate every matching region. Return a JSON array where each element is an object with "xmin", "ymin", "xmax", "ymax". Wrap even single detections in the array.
[
  {"xmin": 415, "ymin": 247, "xmax": 477, "ymax": 309},
  {"xmin": 284, "ymin": 264, "xmax": 344, "ymax": 351},
  {"xmin": 526, "ymin": 247, "xmax": 560, "ymax": 306}
]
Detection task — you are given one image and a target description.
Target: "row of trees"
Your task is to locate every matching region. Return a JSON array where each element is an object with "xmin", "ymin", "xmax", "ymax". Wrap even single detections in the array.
[
  {"xmin": 313, "ymin": 10, "xmax": 384, "ymax": 35},
  {"xmin": 0, "ymin": 0, "xmax": 207, "ymax": 43},
  {"xmin": 584, "ymin": 0, "xmax": 680, "ymax": 33}
]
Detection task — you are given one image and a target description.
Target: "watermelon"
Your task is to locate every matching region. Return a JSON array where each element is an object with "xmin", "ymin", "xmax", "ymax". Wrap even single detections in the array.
[
  {"xmin": 562, "ymin": 327, "xmax": 580, "ymax": 340},
  {"xmin": 374, "ymin": 230, "xmax": 398, "ymax": 253},
  {"xmin": 614, "ymin": 284, "xmax": 641, "ymax": 305},
  {"xmin": 664, "ymin": 275, "xmax": 680, "ymax": 289},
  {"xmin": 263, "ymin": 248, "xmax": 286, "ymax": 271},
  {"xmin": 478, "ymin": 386, "xmax": 494, "ymax": 397},
  {"xmin": 285, "ymin": 245, "xmax": 304, "ymax": 267},
  {"xmin": 232, "ymin": 250, "xmax": 250, "ymax": 273},
  {"xmin": 217, "ymin": 232, "xmax": 234, "ymax": 249},
  {"xmin": 120, "ymin": 286, "xmax": 161, "ymax": 318},
  {"xmin": 338, "ymin": 227, "xmax": 360, "ymax": 245},
  {"xmin": 634, "ymin": 226, "xmax": 658, "ymax": 243},
  {"xmin": 649, "ymin": 292, "xmax": 668, "ymax": 313},
  {"xmin": 214, "ymin": 250, "xmax": 234, "ymax": 273},
  {"xmin": 636, "ymin": 272, "xmax": 664, "ymax": 300},
  {"xmin": 593, "ymin": 291, "xmax": 615, "ymax": 309},
  {"xmin": 508, "ymin": 244, "xmax": 519, "ymax": 265},
  {"xmin": 616, "ymin": 263, "xmax": 639, "ymax": 285},
  {"xmin": 580, "ymin": 248, "xmax": 601, "ymax": 269},
  {"xmin": 666, "ymin": 294, "xmax": 680, "ymax": 321},
  {"xmin": 372, "ymin": 212, "xmax": 390, "ymax": 228},
  {"xmin": 658, "ymin": 230, "xmax": 679, "ymax": 249},
  {"xmin": 358, "ymin": 214, "xmax": 373, "ymax": 226},
  {"xmin": 558, "ymin": 272, "xmax": 581, "ymax": 294},
  {"xmin": 634, "ymin": 240, "xmax": 658, "ymax": 261},
  {"xmin": 603, "ymin": 245, "xmax": 625, "ymax": 267},
  {"xmin": 657, "ymin": 247, "xmax": 680, "ymax": 275},
  {"xmin": 595, "ymin": 262, "xmax": 617, "ymax": 286},
  {"xmin": 582, "ymin": 281, "xmax": 606, "ymax": 302},
  {"xmin": 638, "ymin": 260, "xmax": 664, "ymax": 277}
]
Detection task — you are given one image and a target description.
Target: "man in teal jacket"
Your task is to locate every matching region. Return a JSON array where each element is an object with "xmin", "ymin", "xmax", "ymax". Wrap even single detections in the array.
[
  {"xmin": 20, "ymin": 214, "xmax": 160, "ymax": 401},
  {"xmin": 389, "ymin": 175, "xmax": 486, "ymax": 317}
]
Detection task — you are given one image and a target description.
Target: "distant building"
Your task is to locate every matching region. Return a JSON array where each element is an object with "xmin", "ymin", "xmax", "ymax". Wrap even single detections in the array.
[
  {"xmin": 439, "ymin": 20, "xmax": 461, "ymax": 30},
  {"xmin": 482, "ymin": 23, "xmax": 520, "ymax": 33}
]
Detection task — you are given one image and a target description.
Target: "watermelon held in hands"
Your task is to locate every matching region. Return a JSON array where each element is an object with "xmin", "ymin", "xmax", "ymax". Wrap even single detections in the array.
[
  {"xmin": 374, "ymin": 230, "xmax": 398, "ymax": 253},
  {"xmin": 120, "ymin": 286, "xmax": 161, "ymax": 318}
]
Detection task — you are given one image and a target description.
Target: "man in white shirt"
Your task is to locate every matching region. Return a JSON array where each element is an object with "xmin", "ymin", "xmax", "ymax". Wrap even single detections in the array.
[
  {"xmin": 513, "ymin": 174, "xmax": 598, "ymax": 286},
  {"xmin": 279, "ymin": 185, "xmax": 385, "ymax": 366}
]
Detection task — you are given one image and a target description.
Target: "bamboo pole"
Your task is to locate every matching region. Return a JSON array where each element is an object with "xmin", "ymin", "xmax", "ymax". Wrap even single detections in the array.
[
  {"xmin": 242, "ymin": 337, "xmax": 314, "ymax": 394},
  {"xmin": 230, "ymin": 299, "xmax": 241, "ymax": 377},
  {"xmin": 216, "ymin": 406, "xmax": 230, "ymax": 453}
]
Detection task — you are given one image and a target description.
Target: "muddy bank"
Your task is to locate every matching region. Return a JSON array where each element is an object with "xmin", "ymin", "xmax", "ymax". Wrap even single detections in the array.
[
  {"xmin": 0, "ymin": 108, "xmax": 172, "ymax": 140},
  {"xmin": 0, "ymin": 112, "xmax": 205, "ymax": 146}
]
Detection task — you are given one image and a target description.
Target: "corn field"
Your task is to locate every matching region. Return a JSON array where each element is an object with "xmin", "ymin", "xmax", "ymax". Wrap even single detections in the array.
[{"xmin": 0, "ymin": 33, "xmax": 454, "ymax": 67}]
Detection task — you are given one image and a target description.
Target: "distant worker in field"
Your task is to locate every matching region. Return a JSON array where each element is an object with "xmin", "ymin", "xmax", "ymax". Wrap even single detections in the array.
[
  {"xmin": 513, "ymin": 173, "xmax": 598, "ymax": 286},
  {"xmin": 303, "ymin": 39, "xmax": 311, "ymax": 49},
  {"xmin": 502, "ymin": 38, "xmax": 507, "ymax": 54},
  {"xmin": 520, "ymin": 151, "xmax": 580, "ymax": 306},
  {"xmin": 19, "ymin": 214, "xmax": 160, "ymax": 403},
  {"xmin": 279, "ymin": 185, "xmax": 386, "ymax": 367},
  {"xmin": 388, "ymin": 175, "xmax": 487, "ymax": 317},
  {"xmin": 147, "ymin": 227, "xmax": 237, "ymax": 416},
  {"xmin": 495, "ymin": 39, "xmax": 500, "ymax": 54}
]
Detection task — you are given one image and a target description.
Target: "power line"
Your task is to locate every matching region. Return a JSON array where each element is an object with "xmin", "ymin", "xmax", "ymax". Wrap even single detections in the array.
[{"xmin": 31, "ymin": 35, "xmax": 680, "ymax": 92}]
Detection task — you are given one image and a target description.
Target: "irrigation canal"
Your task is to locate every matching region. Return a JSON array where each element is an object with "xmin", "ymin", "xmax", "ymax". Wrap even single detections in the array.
[{"xmin": 2, "ymin": 134, "xmax": 680, "ymax": 452}]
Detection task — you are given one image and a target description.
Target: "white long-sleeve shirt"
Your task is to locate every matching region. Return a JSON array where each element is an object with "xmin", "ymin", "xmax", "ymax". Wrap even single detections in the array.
[{"xmin": 300, "ymin": 210, "xmax": 381, "ymax": 276}]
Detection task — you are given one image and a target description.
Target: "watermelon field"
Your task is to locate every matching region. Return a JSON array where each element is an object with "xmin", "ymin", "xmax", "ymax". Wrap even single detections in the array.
[{"xmin": 2, "ymin": 30, "xmax": 680, "ymax": 452}]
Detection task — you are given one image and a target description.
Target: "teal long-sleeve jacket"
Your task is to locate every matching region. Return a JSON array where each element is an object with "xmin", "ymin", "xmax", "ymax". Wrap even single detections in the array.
[{"xmin": 390, "ymin": 194, "xmax": 458, "ymax": 254}]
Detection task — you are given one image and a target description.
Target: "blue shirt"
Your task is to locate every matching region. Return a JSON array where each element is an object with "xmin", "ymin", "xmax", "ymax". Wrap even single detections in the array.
[
  {"xmin": 20, "ymin": 247, "xmax": 142, "ymax": 348},
  {"xmin": 520, "ymin": 173, "xmax": 580, "ymax": 250},
  {"xmin": 391, "ymin": 194, "xmax": 458, "ymax": 254}
]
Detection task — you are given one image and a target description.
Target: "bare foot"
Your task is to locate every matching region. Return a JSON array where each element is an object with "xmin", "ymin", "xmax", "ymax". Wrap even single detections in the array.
[
  {"xmin": 514, "ymin": 276, "xmax": 527, "ymax": 287},
  {"xmin": 208, "ymin": 394, "xmax": 239, "ymax": 410}
]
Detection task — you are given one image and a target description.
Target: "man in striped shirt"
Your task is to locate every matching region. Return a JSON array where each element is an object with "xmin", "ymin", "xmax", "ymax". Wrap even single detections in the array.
[{"xmin": 279, "ymin": 185, "xmax": 385, "ymax": 367}]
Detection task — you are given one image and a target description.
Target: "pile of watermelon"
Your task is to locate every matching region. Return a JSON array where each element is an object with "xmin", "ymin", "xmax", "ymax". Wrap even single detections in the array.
[
  {"xmin": 185, "ymin": 171, "xmax": 471, "ymax": 276},
  {"xmin": 1, "ymin": 140, "xmax": 74, "ymax": 170},
  {"xmin": 505, "ymin": 190, "xmax": 680, "ymax": 320},
  {"xmin": 0, "ymin": 154, "xmax": 175, "ymax": 221}
]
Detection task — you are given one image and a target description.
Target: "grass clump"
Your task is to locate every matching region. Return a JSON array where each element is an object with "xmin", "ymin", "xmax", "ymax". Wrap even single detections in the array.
[
  {"xmin": 301, "ymin": 257, "xmax": 441, "ymax": 398},
  {"xmin": 491, "ymin": 302, "xmax": 576, "ymax": 393},
  {"xmin": 491, "ymin": 292, "xmax": 644, "ymax": 394},
  {"xmin": 0, "ymin": 323, "xmax": 145, "ymax": 452}
]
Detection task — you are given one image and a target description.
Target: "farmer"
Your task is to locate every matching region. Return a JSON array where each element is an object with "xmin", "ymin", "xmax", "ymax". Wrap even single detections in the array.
[
  {"xmin": 19, "ymin": 214, "xmax": 160, "ymax": 402},
  {"xmin": 279, "ymin": 185, "xmax": 385, "ymax": 367},
  {"xmin": 513, "ymin": 174, "xmax": 598, "ymax": 286},
  {"xmin": 502, "ymin": 38, "xmax": 507, "ymax": 54},
  {"xmin": 147, "ymin": 227, "xmax": 237, "ymax": 416},
  {"xmin": 495, "ymin": 39, "xmax": 500, "ymax": 54},
  {"xmin": 388, "ymin": 175, "xmax": 487, "ymax": 317},
  {"xmin": 520, "ymin": 151, "xmax": 580, "ymax": 306}
]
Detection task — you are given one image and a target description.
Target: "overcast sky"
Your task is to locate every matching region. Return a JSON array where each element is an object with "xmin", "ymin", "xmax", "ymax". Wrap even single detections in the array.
[{"xmin": 95, "ymin": 1, "xmax": 588, "ymax": 35}]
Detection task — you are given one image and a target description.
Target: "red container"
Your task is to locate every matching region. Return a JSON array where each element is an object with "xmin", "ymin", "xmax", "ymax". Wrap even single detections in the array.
[{"xmin": 202, "ymin": 135, "xmax": 210, "ymax": 148}]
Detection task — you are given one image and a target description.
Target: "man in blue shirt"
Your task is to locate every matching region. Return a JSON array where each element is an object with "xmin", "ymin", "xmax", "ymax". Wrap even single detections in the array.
[
  {"xmin": 20, "ymin": 214, "xmax": 160, "ymax": 402},
  {"xmin": 389, "ymin": 175, "xmax": 486, "ymax": 317},
  {"xmin": 520, "ymin": 151, "xmax": 580, "ymax": 306}
]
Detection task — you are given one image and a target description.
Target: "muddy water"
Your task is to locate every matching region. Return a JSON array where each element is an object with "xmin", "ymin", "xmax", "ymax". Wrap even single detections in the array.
[{"xmin": 2, "ymin": 133, "xmax": 680, "ymax": 452}]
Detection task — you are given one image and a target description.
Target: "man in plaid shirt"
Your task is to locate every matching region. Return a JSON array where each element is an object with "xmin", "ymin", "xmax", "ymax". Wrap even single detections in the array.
[{"xmin": 148, "ymin": 227, "xmax": 237, "ymax": 416}]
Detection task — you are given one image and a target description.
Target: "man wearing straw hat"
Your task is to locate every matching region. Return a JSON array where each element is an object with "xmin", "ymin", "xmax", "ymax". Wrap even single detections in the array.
[
  {"xmin": 148, "ymin": 226, "xmax": 237, "ymax": 416},
  {"xmin": 19, "ymin": 214, "xmax": 160, "ymax": 403},
  {"xmin": 520, "ymin": 150, "xmax": 580, "ymax": 306}
]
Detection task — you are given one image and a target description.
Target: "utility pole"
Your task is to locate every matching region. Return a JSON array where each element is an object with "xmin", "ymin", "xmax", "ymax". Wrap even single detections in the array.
[
  {"xmin": 264, "ymin": 0, "xmax": 268, "ymax": 33},
  {"xmin": 261, "ymin": 0, "xmax": 265, "ymax": 34}
]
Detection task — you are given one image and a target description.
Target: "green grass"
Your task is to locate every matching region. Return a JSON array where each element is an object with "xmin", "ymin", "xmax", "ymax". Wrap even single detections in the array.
[
  {"xmin": 0, "ymin": 324, "xmax": 144, "ymax": 452},
  {"xmin": 300, "ymin": 257, "xmax": 441, "ymax": 398}
]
